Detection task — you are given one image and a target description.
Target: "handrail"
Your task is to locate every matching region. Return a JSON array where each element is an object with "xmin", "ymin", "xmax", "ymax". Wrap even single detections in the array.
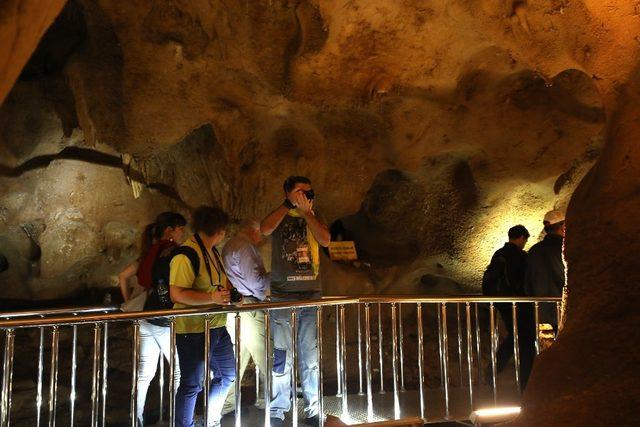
[
  {"xmin": 0, "ymin": 305, "xmax": 120, "ymax": 319},
  {"xmin": 359, "ymin": 295, "xmax": 562, "ymax": 304},
  {"xmin": 0, "ymin": 294, "xmax": 564, "ymax": 426},
  {"xmin": 0, "ymin": 295, "xmax": 560, "ymax": 329}
]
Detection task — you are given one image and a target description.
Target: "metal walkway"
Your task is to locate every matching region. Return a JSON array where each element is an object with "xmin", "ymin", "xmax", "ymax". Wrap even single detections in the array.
[{"xmin": 218, "ymin": 384, "xmax": 520, "ymax": 426}]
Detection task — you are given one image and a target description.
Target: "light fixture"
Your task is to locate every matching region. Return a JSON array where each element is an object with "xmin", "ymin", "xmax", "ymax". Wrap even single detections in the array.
[{"xmin": 469, "ymin": 406, "xmax": 521, "ymax": 425}]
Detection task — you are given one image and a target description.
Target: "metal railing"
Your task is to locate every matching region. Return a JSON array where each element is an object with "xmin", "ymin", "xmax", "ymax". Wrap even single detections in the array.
[{"xmin": 0, "ymin": 295, "xmax": 561, "ymax": 426}]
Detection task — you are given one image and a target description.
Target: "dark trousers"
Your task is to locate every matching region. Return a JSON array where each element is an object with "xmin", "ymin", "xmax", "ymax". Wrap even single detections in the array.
[
  {"xmin": 175, "ymin": 327, "xmax": 236, "ymax": 427},
  {"xmin": 496, "ymin": 303, "xmax": 515, "ymax": 373},
  {"xmin": 495, "ymin": 303, "xmax": 536, "ymax": 391}
]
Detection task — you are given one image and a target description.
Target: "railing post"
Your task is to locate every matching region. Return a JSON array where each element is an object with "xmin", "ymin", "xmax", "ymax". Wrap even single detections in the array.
[
  {"xmin": 101, "ymin": 324, "xmax": 108, "ymax": 427},
  {"xmin": 437, "ymin": 306, "xmax": 445, "ymax": 389},
  {"xmin": 512, "ymin": 303, "xmax": 521, "ymax": 392},
  {"xmin": 316, "ymin": 307, "xmax": 324, "ymax": 427},
  {"xmin": 335, "ymin": 306, "xmax": 342, "ymax": 397},
  {"xmin": 339, "ymin": 305, "xmax": 348, "ymax": 413},
  {"xmin": 92, "ymin": 324, "xmax": 102, "ymax": 427},
  {"xmin": 131, "ymin": 320, "xmax": 140, "ymax": 427},
  {"xmin": 291, "ymin": 309, "xmax": 298, "ymax": 427},
  {"xmin": 264, "ymin": 310, "xmax": 271, "ymax": 427},
  {"xmin": 377, "ymin": 303, "xmax": 384, "ymax": 394},
  {"xmin": 203, "ymin": 317, "xmax": 211, "ymax": 427},
  {"xmin": 489, "ymin": 303, "xmax": 498, "ymax": 404},
  {"xmin": 441, "ymin": 303, "xmax": 450, "ymax": 420},
  {"xmin": 556, "ymin": 302, "xmax": 562, "ymax": 337},
  {"xmin": 169, "ymin": 319, "xmax": 176, "ymax": 426},
  {"xmin": 364, "ymin": 303, "xmax": 373, "ymax": 421},
  {"xmin": 465, "ymin": 302, "xmax": 474, "ymax": 411},
  {"xmin": 48, "ymin": 326, "xmax": 60, "ymax": 427},
  {"xmin": 36, "ymin": 327, "xmax": 44, "ymax": 427},
  {"xmin": 158, "ymin": 348, "xmax": 164, "ymax": 423},
  {"xmin": 1, "ymin": 328, "xmax": 15, "ymax": 427},
  {"xmin": 357, "ymin": 304, "xmax": 364, "ymax": 395},
  {"xmin": 130, "ymin": 321, "xmax": 140, "ymax": 427},
  {"xmin": 255, "ymin": 365, "xmax": 261, "ymax": 407},
  {"xmin": 70, "ymin": 325, "xmax": 78, "ymax": 427},
  {"xmin": 390, "ymin": 303, "xmax": 400, "ymax": 419},
  {"xmin": 534, "ymin": 302, "xmax": 540, "ymax": 355},
  {"xmin": 474, "ymin": 303, "xmax": 482, "ymax": 385},
  {"xmin": 416, "ymin": 303, "xmax": 425, "ymax": 421},
  {"xmin": 398, "ymin": 303, "xmax": 405, "ymax": 392},
  {"xmin": 235, "ymin": 313, "xmax": 242, "ymax": 427},
  {"xmin": 456, "ymin": 304, "xmax": 464, "ymax": 387}
]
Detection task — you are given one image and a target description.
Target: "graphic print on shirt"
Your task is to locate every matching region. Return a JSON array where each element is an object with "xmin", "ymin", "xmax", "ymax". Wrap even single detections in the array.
[{"xmin": 281, "ymin": 216, "xmax": 315, "ymax": 281}]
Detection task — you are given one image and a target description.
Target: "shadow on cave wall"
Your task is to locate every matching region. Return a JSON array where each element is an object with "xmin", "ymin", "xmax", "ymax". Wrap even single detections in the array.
[{"xmin": 327, "ymin": 160, "xmax": 478, "ymax": 293}]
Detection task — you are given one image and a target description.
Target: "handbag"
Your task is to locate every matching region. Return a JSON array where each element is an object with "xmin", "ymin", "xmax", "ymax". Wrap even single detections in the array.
[{"xmin": 121, "ymin": 289, "xmax": 148, "ymax": 312}]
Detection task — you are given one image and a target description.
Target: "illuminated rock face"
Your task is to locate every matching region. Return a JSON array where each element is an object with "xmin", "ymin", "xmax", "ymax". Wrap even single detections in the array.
[
  {"xmin": 0, "ymin": 0, "xmax": 638, "ymax": 424},
  {"xmin": 0, "ymin": 0, "xmax": 605, "ymax": 299}
]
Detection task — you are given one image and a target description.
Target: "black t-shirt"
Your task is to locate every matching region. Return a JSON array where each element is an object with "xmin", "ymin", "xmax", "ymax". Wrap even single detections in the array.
[{"xmin": 270, "ymin": 212, "xmax": 321, "ymax": 295}]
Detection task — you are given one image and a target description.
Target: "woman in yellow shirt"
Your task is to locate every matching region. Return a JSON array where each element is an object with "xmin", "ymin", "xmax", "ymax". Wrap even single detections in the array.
[{"xmin": 169, "ymin": 206, "xmax": 234, "ymax": 427}]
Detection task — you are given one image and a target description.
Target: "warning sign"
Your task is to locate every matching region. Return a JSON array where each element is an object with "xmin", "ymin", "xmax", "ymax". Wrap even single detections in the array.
[{"xmin": 328, "ymin": 241, "xmax": 358, "ymax": 261}]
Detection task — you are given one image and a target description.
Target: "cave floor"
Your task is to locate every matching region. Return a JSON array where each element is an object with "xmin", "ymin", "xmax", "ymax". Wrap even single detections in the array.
[{"xmin": 215, "ymin": 384, "xmax": 520, "ymax": 426}]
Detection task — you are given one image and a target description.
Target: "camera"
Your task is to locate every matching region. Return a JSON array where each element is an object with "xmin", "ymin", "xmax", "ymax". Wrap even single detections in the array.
[
  {"xmin": 230, "ymin": 287, "xmax": 243, "ymax": 304},
  {"xmin": 303, "ymin": 190, "xmax": 315, "ymax": 201}
]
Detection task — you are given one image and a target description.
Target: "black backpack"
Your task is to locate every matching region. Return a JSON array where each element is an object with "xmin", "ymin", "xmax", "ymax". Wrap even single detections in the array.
[
  {"xmin": 481, "ymin": 256, "xmax": 510, "ymax": 296},
  {"xmin": 143, "ymin": 246, "xmax": 200, "ymax": 326}
]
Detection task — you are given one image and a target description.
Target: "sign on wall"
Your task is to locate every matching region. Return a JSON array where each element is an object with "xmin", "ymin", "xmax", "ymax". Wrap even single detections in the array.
[{"xmin": 328, "ymin": 241, "xmax": 358, "ymax": 261}]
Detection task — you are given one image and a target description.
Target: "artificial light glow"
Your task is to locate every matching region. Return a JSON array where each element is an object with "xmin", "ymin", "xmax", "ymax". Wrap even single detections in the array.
[
  {"xmin": 473, "ymin": 406, "xmax": 521, "ymax": 417},
  {"xmin": 470, "ymin": 406, "xmax": 521, "ymax": 424}
]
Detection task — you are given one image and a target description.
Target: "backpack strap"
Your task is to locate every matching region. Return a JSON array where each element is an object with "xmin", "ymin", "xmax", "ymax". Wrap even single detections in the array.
[{"xmin": 171, "ymin": 246, "xmax": 200, "ymax": 279}]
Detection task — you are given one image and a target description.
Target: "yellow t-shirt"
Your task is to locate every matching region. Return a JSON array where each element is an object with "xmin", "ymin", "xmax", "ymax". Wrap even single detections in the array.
[{"xmin": 170, "ymin": 238, "xmax": 228, "ymax": 333}]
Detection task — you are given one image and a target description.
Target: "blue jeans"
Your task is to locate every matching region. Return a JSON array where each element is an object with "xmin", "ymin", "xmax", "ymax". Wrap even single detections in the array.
[
  {"xmin": 175, "ymin": 327, "xmax": 236, "ymax": 426},
  {"xmin": 270, "ymin": 304, "xmax": 319, "ymax": 420}
]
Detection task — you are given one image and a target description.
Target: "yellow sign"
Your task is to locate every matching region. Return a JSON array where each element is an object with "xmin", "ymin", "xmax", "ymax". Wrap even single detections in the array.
[{"xmin": 328, "ymin": 241, "xmax": 358, "ymax": 261}]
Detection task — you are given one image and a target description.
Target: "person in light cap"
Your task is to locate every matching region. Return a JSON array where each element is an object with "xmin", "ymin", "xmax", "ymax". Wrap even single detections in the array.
[
  {"xmin": 543, "ymin": 210, "xmax": 566, "ymax": 231},
  {"xmin": 524, "ymin": 209, "xmax": 566, "ymax": 332}
]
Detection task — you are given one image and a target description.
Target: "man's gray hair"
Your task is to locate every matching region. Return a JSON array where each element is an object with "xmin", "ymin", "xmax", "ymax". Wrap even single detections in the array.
[{"xmin": 239, "ymin": 218, "xmax": 260, "ymax": 231}]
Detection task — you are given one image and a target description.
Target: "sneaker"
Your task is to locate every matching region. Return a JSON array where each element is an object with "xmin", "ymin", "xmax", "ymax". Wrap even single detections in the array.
[
  {"xmin": 270, "ymin": 417, "xmax": 285, "ymax": 427},
  {"xmin": 304, "ymin": 415, "xmax": 319, "ymax": 426}
]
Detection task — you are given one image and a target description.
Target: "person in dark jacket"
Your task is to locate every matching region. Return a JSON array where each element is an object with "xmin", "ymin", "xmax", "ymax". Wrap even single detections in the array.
[
  {"xmin": 484, "ymin": 225, "xmax": 529, "ymax": 295},
  {"xmin": 484, "ymin": 225, "xmax": 529, "ymax": 372},
  {"xmin": 524, "ymin": 210, "xmax": 566, "ymax": 331},
  {"xmin": 483, "ymin": 225, "xmax": 536, "ymax": 389}
]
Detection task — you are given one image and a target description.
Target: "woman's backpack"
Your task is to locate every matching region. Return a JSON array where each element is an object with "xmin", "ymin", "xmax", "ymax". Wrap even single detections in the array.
[{"xmin": 143, "ymin": 246, "xmax": 200, "ymax": 326}]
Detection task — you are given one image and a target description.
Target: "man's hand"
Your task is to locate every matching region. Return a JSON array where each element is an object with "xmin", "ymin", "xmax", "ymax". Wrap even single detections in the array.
[
  {"xmin": 210, "ymin": 289, "xmax": 231, "ymax": 305},
  {"xmin": 293, "ymin": 191, "xmax": 313, "ymax": 215}
]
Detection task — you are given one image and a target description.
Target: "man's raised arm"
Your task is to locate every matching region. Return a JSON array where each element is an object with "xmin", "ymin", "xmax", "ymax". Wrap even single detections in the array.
[{"xmin": 260, "ymin": 204, "xmax": 289, "ymax": 236}]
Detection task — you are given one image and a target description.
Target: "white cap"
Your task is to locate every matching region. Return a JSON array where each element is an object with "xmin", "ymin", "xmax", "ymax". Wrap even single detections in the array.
[{"xmin": 543, "ymin": 210, "xmax": 565, "ymax": 225}]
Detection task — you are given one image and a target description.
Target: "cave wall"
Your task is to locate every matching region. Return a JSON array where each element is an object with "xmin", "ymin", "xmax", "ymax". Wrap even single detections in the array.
[
  {"xmin": 0, "ymin": 0, "xmax": 604, "ymax": 301},
  {"xmin": 0, "ymin": 0, "xmax": 639, "ymax": 424}
]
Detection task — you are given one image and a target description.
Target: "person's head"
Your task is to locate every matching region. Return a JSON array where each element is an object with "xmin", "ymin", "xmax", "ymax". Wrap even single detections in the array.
[
  {"xmin": 543, "ymin": 210, "xmax": 566, "ymax": 237},
  {"xmin": 283, "ymin": 176, "xmax": 313, "ymax": 202},
  {"xmin": 192, "ymin": 205, "xmax": 229, "ymax": 245},
  {"xmin": 239, "ymin": 218, "xmax": 262, "ymax": 245},
  {"xmin": 141, "ymin": 212, "xmax": 187, "ymax": 256},
  {"xmin": 508, "ymin": 224, "xmax": 530, "ymax": 250}
]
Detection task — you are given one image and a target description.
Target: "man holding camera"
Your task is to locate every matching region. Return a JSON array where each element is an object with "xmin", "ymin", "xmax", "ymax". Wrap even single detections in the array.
[{"xmin": 261, "ymin": 176, "xmax": 330, "ymax": 426}]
